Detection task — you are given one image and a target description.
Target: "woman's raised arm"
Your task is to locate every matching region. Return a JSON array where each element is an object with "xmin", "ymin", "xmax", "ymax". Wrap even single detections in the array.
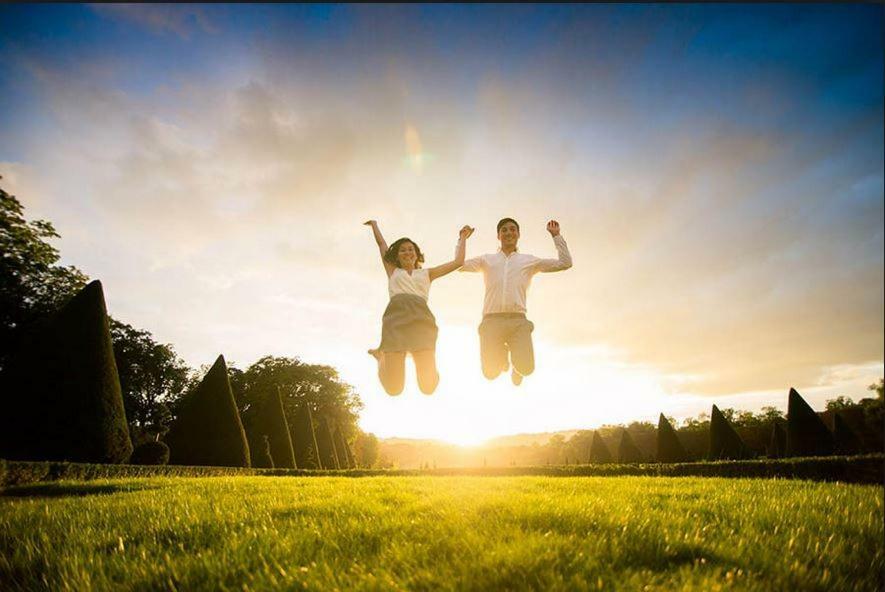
[
  {"xmin": 364, "ymin": 220, "xmax": 395, "ymax": 277},
  {"xmin": 429, "ymin": 225, "xmax": 474, "ymax": 281}
]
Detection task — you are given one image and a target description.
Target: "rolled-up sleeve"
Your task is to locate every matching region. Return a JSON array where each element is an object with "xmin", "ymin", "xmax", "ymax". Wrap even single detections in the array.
[
  {"xmin": 533, "ymin": 235, "xmax": 573, "ymax": 273},
  {"xmin": 459, "ymin": 255, "xmax": 485, "ymax": 272}
]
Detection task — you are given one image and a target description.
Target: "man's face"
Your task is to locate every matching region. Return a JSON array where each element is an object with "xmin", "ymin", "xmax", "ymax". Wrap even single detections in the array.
[{"xmin": 498, "ymin": 222, "xmax": 520, "ymax": 249}]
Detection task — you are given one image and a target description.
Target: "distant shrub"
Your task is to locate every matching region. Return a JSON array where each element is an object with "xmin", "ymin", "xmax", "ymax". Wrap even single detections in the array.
[
  {"xmin": 787, "ymin": 388, "xmax": 834, "ymax": 457},
  {"xmin": 130, "ymin": 441, "xmax": 170, "ymax": 466},
  {"xmin": 315, "ymin": 415, "xmax": 341, "ymax": 470}
]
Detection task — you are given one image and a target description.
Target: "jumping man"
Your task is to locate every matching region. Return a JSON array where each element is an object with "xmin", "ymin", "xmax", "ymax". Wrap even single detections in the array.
[{"xmin": 459, "ymin": 218, "xmax": 572, "ymax": 385}]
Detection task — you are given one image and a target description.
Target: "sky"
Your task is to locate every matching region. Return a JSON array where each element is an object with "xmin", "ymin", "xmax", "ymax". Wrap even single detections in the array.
[{"xmin": 1, "ymin": 4, "xmax": 882, "ymax": 445}]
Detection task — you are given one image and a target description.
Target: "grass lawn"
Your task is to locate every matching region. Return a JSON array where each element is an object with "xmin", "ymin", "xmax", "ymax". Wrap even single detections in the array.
[{"xmin": 1, "ymin": 476, "xmax": 881, "ymax": 591}]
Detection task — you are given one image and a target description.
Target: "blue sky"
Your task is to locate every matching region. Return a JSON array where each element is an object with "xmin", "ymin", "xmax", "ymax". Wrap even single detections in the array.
[{"xmin": 1, "ymin": 4, "xmax": 882, "ymax": 441}]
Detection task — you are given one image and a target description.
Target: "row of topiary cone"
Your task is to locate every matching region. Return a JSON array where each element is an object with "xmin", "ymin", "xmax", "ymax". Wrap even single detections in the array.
[
  {"xmin": 0, "ymin": 280, "xmax": 355, "ymax": 468},
  {"xmin": 588, "ymin": 388, "xmax": 859, "ymax": 464}
]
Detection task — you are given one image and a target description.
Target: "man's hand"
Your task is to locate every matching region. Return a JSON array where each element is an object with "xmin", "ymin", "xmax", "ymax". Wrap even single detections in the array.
[
  {"xmin": 459, "ymin": 225, "xmax": 475, "ymax": 240},
  {"xmin": 546, "ymin": 220, "xmax": 561, "ymax": 237}
]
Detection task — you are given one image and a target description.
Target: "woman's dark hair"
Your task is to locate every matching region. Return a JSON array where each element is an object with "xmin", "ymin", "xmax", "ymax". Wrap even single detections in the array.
[
  {"xmin": 384, "ymin": 238, "xmax": 425, "ymax": 268},
  {"xmin": 497, "ymin": 217, "xmax": 520, "ymax": 233}
]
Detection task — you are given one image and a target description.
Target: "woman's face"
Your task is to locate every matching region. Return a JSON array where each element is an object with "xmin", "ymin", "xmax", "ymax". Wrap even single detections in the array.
[{"xmin": 397, "ymin": 241, "xmax": 417, "ymax": 267}]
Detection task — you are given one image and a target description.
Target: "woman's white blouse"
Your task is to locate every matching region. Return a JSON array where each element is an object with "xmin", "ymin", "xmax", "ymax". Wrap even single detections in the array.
[{"xmin": 388, "ymin": 267, "xmax": 431, "ymax": 300}]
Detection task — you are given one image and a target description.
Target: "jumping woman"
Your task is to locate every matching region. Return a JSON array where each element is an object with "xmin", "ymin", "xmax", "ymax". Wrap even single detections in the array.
[{"xmin": 364, "ymin": 220, "xmax": 474, "ymax": 396}]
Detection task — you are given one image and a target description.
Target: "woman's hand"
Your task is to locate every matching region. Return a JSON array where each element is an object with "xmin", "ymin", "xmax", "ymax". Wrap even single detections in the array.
[
  {"xmin": 364, "ymin": 220, "xmax": 377, "ymax": 227},
  {"xmin": 459, "ymin": 225, "xmax": 475, "ymax": 240}
]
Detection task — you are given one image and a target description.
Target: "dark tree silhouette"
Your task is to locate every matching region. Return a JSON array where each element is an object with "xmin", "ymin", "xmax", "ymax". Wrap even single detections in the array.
[
  {"xmin": 589, "ymin": 431, "xmax": 613, "ymax": 463},
  {"xmin": 786, "ymin": 388, "xmax": 834, "ymax": 457},
  {"xmin": 0, "ymin": 280, "xmax": 132, "ymax": 463},
  {"xmin": 164, "ymin": 355, "xmax": 251, "ymax": 467},
  {"xmin": 708, "ymin": 405, "xmax": 751, "ymax": 460},
  {"xmin": 334, "ymin": 422, "xmax": 355, "ymax": 469},
  {"xmin": 656, "ymin": 414, "xmax": 690, "ymax": 463},
  {"xmin": 617, "ymin": 429, "xmax": 644, "ymax": 463}
]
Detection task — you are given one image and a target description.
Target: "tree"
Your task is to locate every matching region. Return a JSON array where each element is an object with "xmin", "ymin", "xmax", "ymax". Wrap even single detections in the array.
[
  {"xmin": 825, "ymin": 396, "xmax": 855, "ymax": 411},
  {"xmin": 0, "ymin": 280, "xmax": 132, "ymax": 463},
  {"xmin": 110, "ymin": 319, "xmax": 192, "ymax": 443},
  {"xmin": 0, "ymin": 180, "xmax": 88, "ymax": 373},
  {"xmin": 786, "ymin": 388, "xmax": 834, "ymax": 458},
  {"xmin": 868, "ymin": 378, "xmax": 883, "ymax": 400},
  {"xmin": 164, "ymin": 355, "xmax": 251, "ymax": 467},
  {"xmin": 230, "ymin": 356, "xmax": 363, "ymax": 451},
  {"xmin": 354, "ymin": 432, "xmax": 379, "ymax": 468},
  {"xmin": 656, "ymin": 414, "xmax": 690, "ymax": 463},
  {"xmin": 708, "ymin": 405, "xmax": 751, "ymax": 460}
]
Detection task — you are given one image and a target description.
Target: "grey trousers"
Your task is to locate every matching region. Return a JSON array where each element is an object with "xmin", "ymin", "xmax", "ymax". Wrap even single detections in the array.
[{"xmin": 478, "ymin": 313, "xmax": 535, "ymax": 379}]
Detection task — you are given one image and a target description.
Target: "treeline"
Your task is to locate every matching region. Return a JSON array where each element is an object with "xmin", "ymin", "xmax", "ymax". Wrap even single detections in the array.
[
  {"xmin": 378, "ymin": 385, "xmax": 884, "ymax": 469},
  {"xmin": 0, "ymin": 178, "xmax": 378, "ymax": 468}
]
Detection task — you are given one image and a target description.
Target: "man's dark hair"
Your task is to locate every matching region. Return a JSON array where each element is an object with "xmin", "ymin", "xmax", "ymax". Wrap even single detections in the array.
[
  {"xmin": 496, "ymin": 218, "xmax": 520, "ymax": 233},
  {"xmin": 384, "ymin": 238, "xmax": 425, "ymax": 268}
]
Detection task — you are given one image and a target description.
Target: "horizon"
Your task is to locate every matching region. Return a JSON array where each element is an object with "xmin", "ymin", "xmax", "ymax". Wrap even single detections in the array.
[{"xmin": 1, "ymin": 4, "xmax": 882, "ymax": 445}]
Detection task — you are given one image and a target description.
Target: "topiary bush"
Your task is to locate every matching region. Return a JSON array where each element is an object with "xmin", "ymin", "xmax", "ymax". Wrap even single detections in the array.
[
  {"xmin": 248, "ymin": 387, "xmax": 296, "ymax": 469},
  {"xmin": 164, "ymin": 355, "xmax": 251, "ymax": 467},
  {"xmin": 618, "ymin": 429, "xmax": 644, "ymax": 463},
  {"xmin": 656, "ymin": 414, "xmax": 690, "ymax": 463},
  {"xmin": 768, "ymin": 421, "xmax": 786, "ymax": 458},
  {"xmin": 0, "ymin": 280, "xmax": 132, "ymax": 464},
  {"xmin": 129, "ymin": 441, "xmax": 170, "ymax": 465},
  {"xmin": 786, "ymin": 388, "xmax": 834, "ymax": 457},
  {"xmin": 708, "ymin": 405, "xmax": 751, "ymax": 460},
  {"xmin": 291, "ymin": 401, "xmax": 321, "ymax": 470},
  {"xmin": 589, "ymin": 431, "xmax": 613, "ymax": 464}
]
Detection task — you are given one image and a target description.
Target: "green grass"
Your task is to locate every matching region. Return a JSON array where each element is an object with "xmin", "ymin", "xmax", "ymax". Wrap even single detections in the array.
[{"xmin": 1, "ymin": 476, "xmax": 882, "ymax": 591}]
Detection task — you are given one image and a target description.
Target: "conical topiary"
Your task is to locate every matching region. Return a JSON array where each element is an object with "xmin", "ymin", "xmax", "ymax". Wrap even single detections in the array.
[
  {"xmin": 833, "ymin": 412, "xmax": 860, "ymax": 455},
  {"xmin": 0, "ymin": 280, "xmax": 132, "ymax": 463},
  {"xmin": 589, "ymin": 431, "xmax": 613, "ymax": 464},
  {"xmin": 656, "ymin": 414, "xmax": 690, "ymax": 463},
  {"xmin": 618, "ymin": 429, "xmax": 644, "ymax": 463},
  {"xmin": 334, "ymin": 423, "xmax": 355, "ymax": 469},
  {"xmin": 249, "ymin": 387, "xmax": 297, "ymax": 469},
  {"xmin": 315, "ymin": 415, "xmax": 341, "ymax": 470},
  {"xmin": 164, "ymin": 355, "xmax": 251, "ymax": 467},
  {"xmin": 708, "ymin": 405, "xmax": 750, "ymax": 460},
  {"xmin": 786, "ymin": 388, "xmax": 834, "ymax": 457},
  {"xmin": 292, "ymin": 401, "xmax": 322, "ymax": 469},
  {"xmin": 768, "ymin": 421, "xmax": 786, "ymax": 458}
]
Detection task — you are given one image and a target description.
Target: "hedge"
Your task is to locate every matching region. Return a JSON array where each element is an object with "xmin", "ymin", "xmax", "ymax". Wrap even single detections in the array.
[{"xmin": 2, "ymin": 454, "xmax": 881, "ymax": 487}]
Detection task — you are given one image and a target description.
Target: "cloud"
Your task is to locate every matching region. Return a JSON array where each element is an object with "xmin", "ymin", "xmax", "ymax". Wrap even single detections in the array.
[{"xmin": 89, "ymin": 4, "xmax": 218, "ymax": 39}]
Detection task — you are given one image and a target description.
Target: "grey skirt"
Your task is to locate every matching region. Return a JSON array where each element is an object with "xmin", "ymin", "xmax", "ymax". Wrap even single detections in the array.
[{"xmin": 379, "ymin": 294, "xmax": 438, "ymax": 352}]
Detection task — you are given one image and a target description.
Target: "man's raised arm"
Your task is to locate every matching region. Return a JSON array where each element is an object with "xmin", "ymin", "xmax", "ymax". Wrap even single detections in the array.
[{"xmin": 534, "ymin": 220, "xmax": 573, "ymax": 272}]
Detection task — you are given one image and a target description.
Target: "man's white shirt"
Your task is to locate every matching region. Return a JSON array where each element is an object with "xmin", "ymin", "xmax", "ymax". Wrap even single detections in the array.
[{"xmin": 459, "ymin": 235, "xmax": 572, "ymax": 315}]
